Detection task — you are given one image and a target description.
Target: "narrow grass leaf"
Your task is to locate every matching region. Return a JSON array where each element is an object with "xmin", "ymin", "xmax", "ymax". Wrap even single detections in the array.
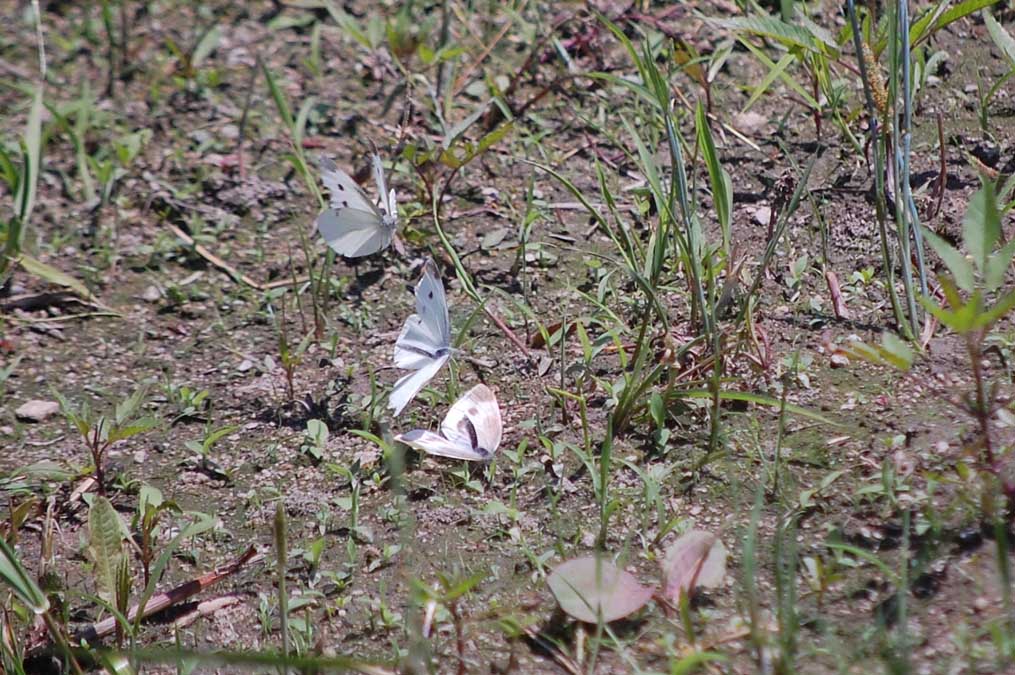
[
  {"xmin": 15, "ymin": 85, "xmax": 43, "ymax": 228},
  {"xmin": 0, "ymin": 538, "xmax": 50, "ymax": 613},
  {"xmin": 716, "ymin": 15, "xmax": 828, "ymax": 51},
  {"xmin": 695, "ymin": 103, "xmax": 731, "ymax": 252},
  {"xmin": 18, "ymin": 253, "xmax": 96, "ymax": 301}
]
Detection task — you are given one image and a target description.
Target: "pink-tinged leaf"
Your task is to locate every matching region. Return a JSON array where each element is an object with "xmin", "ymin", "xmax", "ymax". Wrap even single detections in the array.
[
  {"xmin": 660, "ymin": 530, "xmax": 728, "ymax": 603},
  {"xmin": 547, "ymin": 556, "xmax": 654, "ymax": 623}
]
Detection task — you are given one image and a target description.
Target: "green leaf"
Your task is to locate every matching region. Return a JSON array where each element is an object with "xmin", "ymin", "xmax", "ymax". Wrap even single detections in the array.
[
  {"xmin": 14, "ymin": 85, "xmax": 43, "ymax": 229},
  {"xmin": 138, "ymin": 484, "xmax": 164, "ymax": 514},
  {"xmin": 932, "ymin": 0, "xmax": 1002, "ymax": 39},
  {"xmin": 963, "ymin": 182, "xmax": 1001, "ymax": 273},
  {"xmin": 716, "ymin": 15, "xmax": 831, "ymax": 51},
  {"xmin": 106, "ymin": 417, "xmax": 159, "ymax": 444},
  {"xmin": 739, "ymin": 39, "xmax": 820, "ymax": 109},
  {"xmin": 678, "ymin": 389, "xmax": 841, "ymax": 426},
  {"xmin": 89, "ymin": 496, "xmax": 126, "ymax": 602},
  {"xmin": 133, "ymin": 512, "xmax": 218, "ymax": 633},
  {"xmin": 261, "ymin": 62, "xmax": 295, "ymax": 131},
  {"xmin": 114, "ymin": 386, "xmax": 148, "ymax": 425},
  {"xmin": 923, "ymin": 229, "xmax": 975, "ymax": 292},
  {"xmin": 985, "ymin": 11, "xmax": 1015, "ymax": 66},
  {"xmin": 985, "ymin": 238, "xmax": 1015, "ymax": 292},
  {"xmin": 976, "ymin": 289, "xmax": 1015, "ymax": 329},
  {"xmin": 0, "ymin": 537, "xmax": 50, "ymax": 614},
  {"xmin": 878, "ymin": 332, "xmax": 915, "ymax": 371},
  {"xmin": 696, "ymin": 103, "xmax": 731, "ymax": 252},
  {"xmin": 17, "ymin": 253, "xmax": 97, "ymax": 301},
  {"xmin": 191, "ymin": 26, "xmax": 222, "ymax": 68}
]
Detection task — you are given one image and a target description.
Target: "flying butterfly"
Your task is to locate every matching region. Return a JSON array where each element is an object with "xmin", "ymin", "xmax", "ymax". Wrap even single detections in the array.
[
  {"xmin": 388, "ymin": 259, "xmax": 452, "ymax": 416},
  {"xmin": 315, "ymin": 155, "xmax": 397, "ymax": 257}
]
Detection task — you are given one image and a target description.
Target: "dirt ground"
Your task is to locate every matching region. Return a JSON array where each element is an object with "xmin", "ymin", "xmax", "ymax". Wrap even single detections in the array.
[{"xmin": 3, "ymin": 1, "xmax": 1015, "ymax": 674}]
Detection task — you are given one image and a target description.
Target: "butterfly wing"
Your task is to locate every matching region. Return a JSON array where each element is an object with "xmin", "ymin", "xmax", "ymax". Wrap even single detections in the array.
[
  {"xmin": 395, "ymin": 429, "xmax": 481, "ymax": 461},
  {"xmin": 415, "ymin": 261, "xmax": 451, "ymax": 349},
  {"xmin": 388, "ymin": 352, "xmax": 450, "ymax": 417},
  {"xmin": 319, "ymin": 158, "xmax": 380, "ymax": 215},
  {"xmin": 393, "ymin": 314, "xmax": 446, "ymax": 369},
  {"xmin": 438, "ymin": 384, "xmax": 502, "ymax": 460},
  {"xmin": 315, "ymin": 208, "xmax": 392, "ymax": 258}
]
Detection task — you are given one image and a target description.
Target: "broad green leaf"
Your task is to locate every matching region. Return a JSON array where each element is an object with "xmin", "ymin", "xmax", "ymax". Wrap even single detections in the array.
[
  {"xmin": 89, "ymin": 496, "xmax": 126, "ymax": 602},
  {"xmin": 878, "ymin": 332, "xmax": 915, "ymax": 370},
  {"xmin": 963, "ymin": 182, "xmax": 1001, "ymax": 273},
  {"xmin": 138, "ymin": 484, "xmax": 164, "ymax": 513},
  {"xmin": 547, "ymin": 556, "xmax": 654, "ymax": 623},
  {"xmin": 114, "ymin": 385, "xmax": 147, "ymax": 425},
  {"xmin": 923, "ymin": 229, "xmax": 975, "ymax": 292},
  {"xmin": 106, "ymin": 417, "xmax": 159, "ymax": 444},
  {"xmin": 0, "ymin": 538, "xmax": 50, "ymax": 613}
]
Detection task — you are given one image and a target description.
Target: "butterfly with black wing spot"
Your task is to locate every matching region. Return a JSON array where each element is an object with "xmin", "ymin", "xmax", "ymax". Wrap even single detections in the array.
[
  {"xmin": 396, "ymin": 384, "xmax": 503, "ymax": 461},
  {"xmin": 315, "ymin": 155, "xmax": 398, "ymax": 258}
]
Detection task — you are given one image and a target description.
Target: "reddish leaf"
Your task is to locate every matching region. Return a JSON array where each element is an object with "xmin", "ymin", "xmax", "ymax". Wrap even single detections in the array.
[
  {"xmin": 547, "ymin": 556, "xmax": 654, "ymax": 623},
  {"xmin": 660, "ymin": 530, "xmax": 727, "ymax": 603}
]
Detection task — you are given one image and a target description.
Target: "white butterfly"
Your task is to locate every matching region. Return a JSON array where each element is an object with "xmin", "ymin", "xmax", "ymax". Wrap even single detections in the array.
[
  {"xmin": 396, "ymin": 384, "xmax": 503, "ymax": 461},
  {"xmin": 388, "ymin": 260, "xmax": 452, "ymax": 416},
  {"xmin": 315, "ymin": 155, "xmax": 398, "ymax": 257}
]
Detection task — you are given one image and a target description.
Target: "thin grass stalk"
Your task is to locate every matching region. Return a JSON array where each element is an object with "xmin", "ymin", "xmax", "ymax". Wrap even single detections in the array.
[
  {"xmin": 775, "ymin": 515, "xmax": 799, "ymax": 668},
  {"xmin": 706, "ymin": 260, "xmax": 723, "ymax": 457},
  {"xmin": 898, "ymin": 0, "xmax": 929, "ymax": 299},
  {"xmin": 743, "ymin": 488, "xmax": 765, "ymax": 668},
  {"xmin": 595, "ymin": 420, "xmax": 613, "ymax": 550},
  {"xmin": 274, "ymin": 501, "xmax": 290, "ymax": 674},
  {"xmin": 994, "ymin": 518, "xmax": 1015, "ymax": 640},
  {"xmin": 846, "ymin": 0, "xmax": 911, "ymax": 338},
  {"xmin": 888, "ymin": 0, "xmax": 921, "ymax": 336},
  {"xmin": 896, "ymin": 508, "xmax": 910, "ymax": 669}
]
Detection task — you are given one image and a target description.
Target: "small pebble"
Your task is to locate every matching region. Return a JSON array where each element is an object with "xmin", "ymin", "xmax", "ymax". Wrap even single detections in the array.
[
  {"xmin": 15, "ymin": 399, "xmax": 60, "ymax": 422},
  {"xmin": 141, "ymin": 285, "xmax": 162, "ymax": 303}
]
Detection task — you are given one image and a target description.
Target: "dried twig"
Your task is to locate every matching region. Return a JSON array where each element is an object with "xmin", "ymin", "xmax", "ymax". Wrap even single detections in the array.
[{"xmin": 74, "ymin": 545, "xmax": 259, "ymax": 644}]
